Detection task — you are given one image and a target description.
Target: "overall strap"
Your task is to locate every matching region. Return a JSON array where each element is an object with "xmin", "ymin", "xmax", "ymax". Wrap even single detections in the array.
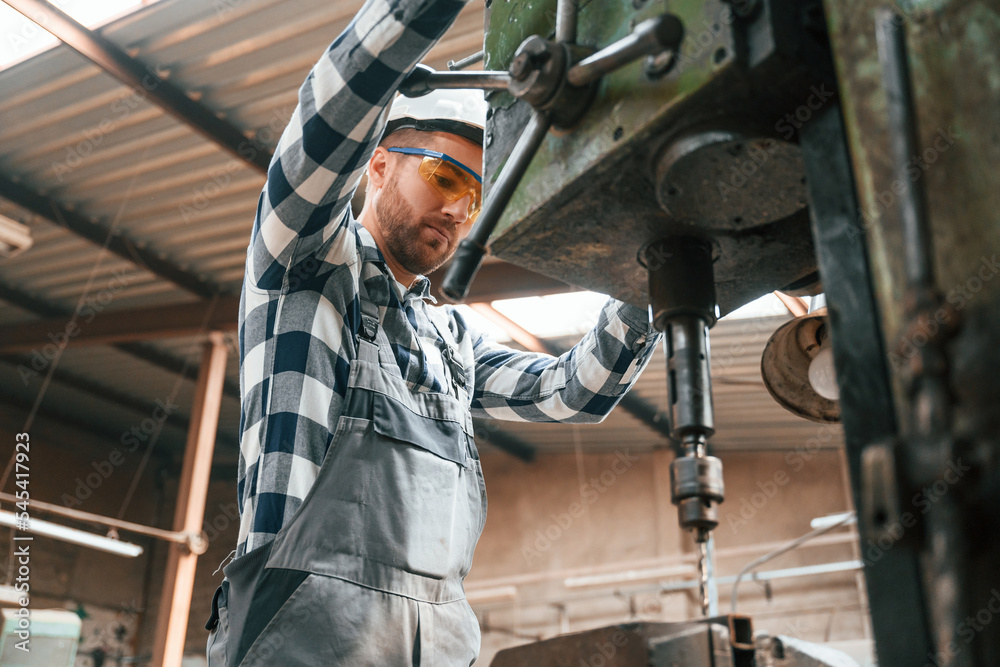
[
  {"xmin": 355, "ymin": 267, "xmax": 381, "ymax": 365},
  {"xmin": 425, "ymin": 307, "xmax": 471, "ymax": 409},
  {"xmin": 356, "ymin": 263, "xmax": 401, "ymax": 372}
]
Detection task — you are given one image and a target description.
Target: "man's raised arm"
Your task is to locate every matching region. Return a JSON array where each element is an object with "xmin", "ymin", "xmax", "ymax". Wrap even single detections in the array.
[{"xmin": 247, "ymin": 0, "xmax": 470, "ymax": 290}]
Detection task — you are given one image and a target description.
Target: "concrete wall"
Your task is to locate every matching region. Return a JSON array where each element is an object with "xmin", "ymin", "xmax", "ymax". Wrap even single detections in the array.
[
  {"xmin": 467, "ymin": 446, "xmax": 867, "ymax": 665},
  {"xmin": 0, "ymin": 421, "xmax": 163, "ymax": 664},
  {"xmin": 0, "ymin": 415, "xmax": 239, "ymax": 664}
]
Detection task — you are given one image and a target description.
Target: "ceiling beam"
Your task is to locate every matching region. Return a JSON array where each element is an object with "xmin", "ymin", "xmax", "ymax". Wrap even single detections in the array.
[
  {"xmin": 3, "ymin": 0, "xmax": 271, "ymax": 173},
  {"xmin": 0, "ymin": 1, "xmax": 573, "ymax": 348},
  {"xmin": 0, "ymin": 384, "xmax": 171, "ymax": 457},
  {"xmin": 0, "ymin": 295, "xmax": 240, "ymax": 352},
  {"xmin": 0, "ymin": 355, "xmax": 241, "ymax": 451},
  {"xmin": 117, "ymin": 340, "xmax": 239, "ymax": 400},
  {"xmin": 468, "ymin": 303, "xmax": 550, "ymax": 352},
  {"xmin": 0, "ymin": 277, "xmax": 239, "ymax": 399},
  {"xmin": 0, "ymin": 173, "xmax": 219, "ymax": 298},
  {"xmin": 773, "ymin": 290, "xmax": 809, "ymax": 317},
  {"xmin": 0, "ymin": 264, "xmax": 572, "ymax": 352},
  {"xmin": 0, "ymin": 0, "xmax": 268, "ymax": 299}
]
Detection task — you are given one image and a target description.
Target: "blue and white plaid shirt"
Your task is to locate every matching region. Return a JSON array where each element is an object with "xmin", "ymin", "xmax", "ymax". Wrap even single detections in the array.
[{"xmin": 236, "ymin": 0, "xmax": 661, "ymax": 556}]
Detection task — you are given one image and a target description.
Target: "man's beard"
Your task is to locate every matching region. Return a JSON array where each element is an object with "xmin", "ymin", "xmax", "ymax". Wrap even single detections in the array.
[{"xmin": 375, "ymin": 178, "xmax": 456, "ymax": 277}]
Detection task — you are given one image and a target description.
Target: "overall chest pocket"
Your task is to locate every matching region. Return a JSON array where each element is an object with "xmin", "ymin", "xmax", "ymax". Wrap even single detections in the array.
[{"xmin": 348, "ymin": 390, "xmax": 483, "ymax": 580}]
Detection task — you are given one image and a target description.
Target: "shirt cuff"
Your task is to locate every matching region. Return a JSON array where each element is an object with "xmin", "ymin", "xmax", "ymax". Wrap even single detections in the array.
[
  {"xmin": 616, "ymin": 300, "xmax": 653, "ymax": 334},
  {"xmin": 614, "ymin": 301, "xmax": 661, "ymax": 353}
]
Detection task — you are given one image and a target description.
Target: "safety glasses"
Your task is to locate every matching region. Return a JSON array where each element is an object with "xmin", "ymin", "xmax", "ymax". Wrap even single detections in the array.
[{"xmin": 387, "ymin": 147, "xmax": 483, "ymax": 223}]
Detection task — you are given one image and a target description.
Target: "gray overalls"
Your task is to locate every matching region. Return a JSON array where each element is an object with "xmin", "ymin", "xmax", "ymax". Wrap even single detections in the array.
[{"xmin": 206, "ymin": 262, "xmax": 487, "ymax": 666}]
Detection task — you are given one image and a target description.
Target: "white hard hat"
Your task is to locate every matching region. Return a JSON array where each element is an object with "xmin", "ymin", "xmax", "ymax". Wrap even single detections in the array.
[{"xmin": 386, "ymin": 87, "xmax": 487, "ymax": 146}]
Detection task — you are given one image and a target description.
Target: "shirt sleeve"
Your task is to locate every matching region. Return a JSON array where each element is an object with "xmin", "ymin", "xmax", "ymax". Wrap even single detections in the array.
[
  {"xmin": 468, "ymin": 299, "xmax": 662, "ymax": 423},
  {"xmin": 247, "ymin": 0, "xmax": 470, "ymax": 291}
]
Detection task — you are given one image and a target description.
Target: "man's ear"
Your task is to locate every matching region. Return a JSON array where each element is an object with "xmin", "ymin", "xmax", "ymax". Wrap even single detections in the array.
[{"xmin": 367, "ymin": 147, "xmax": 391, "ymax": 190}]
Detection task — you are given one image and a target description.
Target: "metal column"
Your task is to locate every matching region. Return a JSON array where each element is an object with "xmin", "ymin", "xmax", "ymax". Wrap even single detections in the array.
[
  {"xmin": 800, "ymin": 105, "xmax": 933, "ymax": 665},
  {"xmin": 152, "ymin": 333, "xmax": 229, "ymax": 667}
]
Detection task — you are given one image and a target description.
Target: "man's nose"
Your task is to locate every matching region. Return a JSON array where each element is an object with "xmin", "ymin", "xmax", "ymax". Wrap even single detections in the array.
[{"xmin": 441, "ymin": 194, "xmax": 471, "ymax": 224}]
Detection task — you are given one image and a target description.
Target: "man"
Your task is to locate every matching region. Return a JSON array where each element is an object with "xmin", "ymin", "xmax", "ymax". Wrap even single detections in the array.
[{"xmin": 205, "ymin": 0, "xmax": 660, "ymax": 664}]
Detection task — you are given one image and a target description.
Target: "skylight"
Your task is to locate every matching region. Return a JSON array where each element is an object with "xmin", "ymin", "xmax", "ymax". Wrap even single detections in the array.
[
  {"xmin": 454, "ymin": 290, "xmax": 795, "ymax": 347},
  {"xmin": 0, "ymin": 0, "xmax": 158, "ymax": 70},
  {"xmin": 722, "ymin": 292, "xmax": 794, "ymax": 320},
  {"xmin": 453, "ymin": 292, "xmax": 608, "ymax": 345},
  {"xmin": 491, "ymin": 291, "xmax": 609, "ymax": 338}
]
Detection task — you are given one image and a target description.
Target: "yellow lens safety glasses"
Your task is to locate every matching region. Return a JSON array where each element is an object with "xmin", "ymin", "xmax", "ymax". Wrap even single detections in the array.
[{"xmin": 387, "ymin": 147, "xmax": 483, "ymax": 223}]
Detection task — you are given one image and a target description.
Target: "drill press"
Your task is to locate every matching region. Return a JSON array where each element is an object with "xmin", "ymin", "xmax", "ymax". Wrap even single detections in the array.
[{"xmin": 645, "ymin": 236, "xmax": 725, "ymax": 616}]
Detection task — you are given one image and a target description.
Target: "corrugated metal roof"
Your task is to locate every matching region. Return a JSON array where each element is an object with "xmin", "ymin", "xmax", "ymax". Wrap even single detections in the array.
[
  {"xmin": 0, "ymin": 0, "xmax": 840, "ymax": 461},
  {"xmin": 0, "ymin": 0, "xmax": 485, "ymax": 461},
  {"xmin": 0, "ymin": 0, "xmax": 485, "ymax": 310}
]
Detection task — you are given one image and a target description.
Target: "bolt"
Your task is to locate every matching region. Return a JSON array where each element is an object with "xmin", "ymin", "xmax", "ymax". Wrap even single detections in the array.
[
  {"xmin": 644, "ymin": 50, "xmax": 677, "ymax": 79},
  {"xmin": 510, "ymin": 53, "xmax": 532, "ymax": 80},
  {"xmin": 510, "ymin": 36, "xmax": 553, "ymax": 81}
]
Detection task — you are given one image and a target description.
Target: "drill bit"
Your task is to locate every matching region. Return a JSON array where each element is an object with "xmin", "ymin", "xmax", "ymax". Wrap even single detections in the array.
[{"xmin": 697, "ymin": 530, "xmax": 710, "ymax": 616}]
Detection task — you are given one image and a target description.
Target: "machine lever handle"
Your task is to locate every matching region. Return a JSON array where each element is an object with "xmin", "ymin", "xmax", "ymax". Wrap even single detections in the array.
[
  {"xmin": 567, "ymin": 14, "xmax": 684, "ymax": 87},
  {"xmin": 441, "ymin": 110, "xmax": 552, "ymax": 302},
  {"xmin": 398, "ymin": 63, "xmax": 512, "ymax": 97}
]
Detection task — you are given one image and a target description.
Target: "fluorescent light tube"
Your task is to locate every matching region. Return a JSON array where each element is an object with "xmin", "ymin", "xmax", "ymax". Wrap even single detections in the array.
[
  {"xmin": 809, "ymin": 511, "xmax": 856, "ymax": 531},
  {"xmin": 0, "ymin": 510, "xmax": 143, "ymax": 557}
]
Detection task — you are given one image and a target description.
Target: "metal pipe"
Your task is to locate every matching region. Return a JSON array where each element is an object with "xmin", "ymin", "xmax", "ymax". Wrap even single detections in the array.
[
  {"xmin": 463, "ymin": 532, "xmax": 858, "ymax": 596},
  {"xmin": 448, "ymin": 50, "xmax": 485, "ymax": 71},
  {"xmin": 556, "ymin": 0, "xmax": 578, "ymax": 44},
  {"xmin": 567, "ymin": 14, "xmax": 684, "ymax": 87},
  {"xmin": 442, "ymin": 110, "xmax": 552, "ymax": 301},
  {"xmin": 662, "ymin": 560, "xmax": 865, "ymax": 593},
  {"xmin": 427, "ymin": 71, "xmax": 511, "ymax": 91},
  {"xmin": 399, "ymin": 66, "xmax": 513, "ymax": 96},
  {"xmin": 564, "ymin": 563, "xmax": 695, "ymax": 589},
  {"xmin": 875, "ymin": 9, "xmax": 934, "ymax": 293},
  {"xmin": 4, "ymin": 0, "xmax": 271, "ymax": 173},
  {"xmin": 0, "ymin": 510, "xmax": 144, "ymax": 557},
  {"xmin": 471, "ymin": 559, "xmax": 864, "ymax": 612},
  {"xmin": 876, "ymin": 7, "xmax": 953, "ymax": 449},
  {"xmin": 0, "ymin": 491, "xmax": 192, "ymax": 546},
  {"xmin": 428, "ymin": 71, "xmax": 511, "ymax": 90},
  {"xmin": 877, "ymin": 18, "xmax": 963, "ymax": 662},
  {"xmin": 730, "ymin": 512, "xmax": 856, "ymax": 612}
]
